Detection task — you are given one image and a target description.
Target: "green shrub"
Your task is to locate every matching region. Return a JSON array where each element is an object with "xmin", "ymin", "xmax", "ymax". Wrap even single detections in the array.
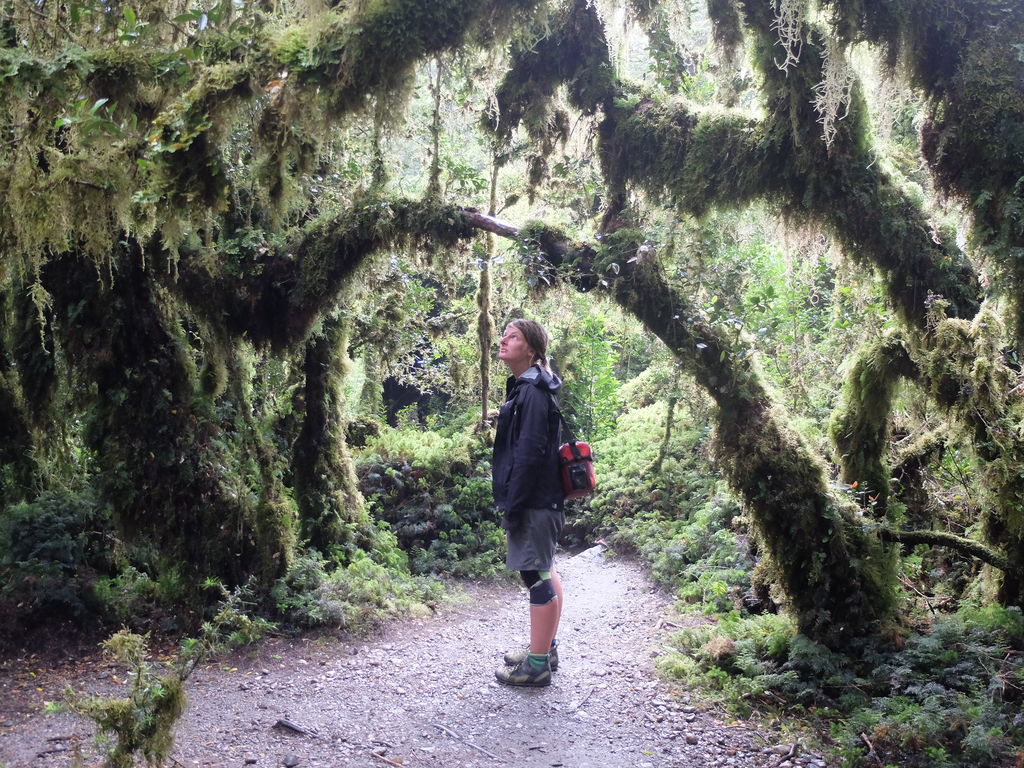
[
  {"xmin": 361, "ymin": 425, "xmax": 473, "ymax": 479},
  {"xmin": 66, "ymin": 630, "xmax": 186, "ymax": 768},
  {"xmin": 91, "ymin": 566, "xmax": 163, "ymax": 625},
  {"xmin": 270, "ymin": 549, "xmax": 444, "ymax": 631},
  {"xmin": 0, "ymin": 487, "xmax": 115, "ymax": 626},
  {"xmin": 356, "ymin": 422, "xmax": 504, "ymax": 578},
  {"xmin": 659, "ymin": 605, "xmax": 1024, "ymax": 767},
  {"xmin": 66, "ymin": 589, "xmax": 273, "ymax": 768}
]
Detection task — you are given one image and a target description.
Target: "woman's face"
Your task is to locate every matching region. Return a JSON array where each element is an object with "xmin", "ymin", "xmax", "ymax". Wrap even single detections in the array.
[{"xmin": 498, "ymin": 324, "xmax": 536, "ymax": 371}]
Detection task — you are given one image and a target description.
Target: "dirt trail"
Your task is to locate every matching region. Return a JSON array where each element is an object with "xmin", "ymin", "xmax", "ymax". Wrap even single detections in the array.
[{"xmin": 1, "ymin": 548, "xmax": 824, "ymax": 768}]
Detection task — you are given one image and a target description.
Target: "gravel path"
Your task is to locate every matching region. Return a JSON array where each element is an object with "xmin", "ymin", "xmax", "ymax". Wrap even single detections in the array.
[{"xmin": 1, "ymin": 547, "xmax": 825, "ymax": 768}]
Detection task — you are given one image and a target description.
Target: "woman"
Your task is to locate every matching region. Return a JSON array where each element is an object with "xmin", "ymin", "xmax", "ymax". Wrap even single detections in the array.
[{"xmin": 492, "ymin": 318, "xmax": 565, "ymax": 687}]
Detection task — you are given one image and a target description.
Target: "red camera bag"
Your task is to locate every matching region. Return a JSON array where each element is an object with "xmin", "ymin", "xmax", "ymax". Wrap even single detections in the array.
[{"xmin": 559, "ymin": 440, "xmax": 596, "ymax": 499}]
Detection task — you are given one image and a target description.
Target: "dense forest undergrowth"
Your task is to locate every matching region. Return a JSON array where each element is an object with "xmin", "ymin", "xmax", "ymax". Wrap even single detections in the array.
[{"xmin": 3, "ymin": 0, "xmax": 1024, "ymax": 766}]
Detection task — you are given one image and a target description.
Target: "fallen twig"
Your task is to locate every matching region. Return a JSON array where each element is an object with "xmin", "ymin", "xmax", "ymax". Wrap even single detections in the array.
[
  {"xmin": 572, "ymin": 685, "xmax": 596, "ymax": 711},
  {"xmin": 860, "ymin": 732, "xmax": 884, "ymax": 767},
  {"xmin": 274, "ymin": 718, "xmax": 311, "ymax": 735},
  {"xmin": 434, "ymin": 723, "xmax": 504, "ymax": 761},
  {"xmin": 371, "ymin": 752, "xmax": 404, "ymax": 767},
  {"xmin": 777, "ymin": 742, "xmax": 799, "ymax": 764}
]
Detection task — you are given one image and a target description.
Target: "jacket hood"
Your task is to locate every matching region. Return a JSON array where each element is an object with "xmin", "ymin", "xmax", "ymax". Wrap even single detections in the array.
[{"xmin": 515, "ymin": 364, "xmax": 562, "ymax": 394}]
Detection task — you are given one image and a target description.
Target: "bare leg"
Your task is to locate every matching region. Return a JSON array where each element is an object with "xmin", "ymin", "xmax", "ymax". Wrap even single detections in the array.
[
  {"xmin": 529, "ymin": 601, "xmax": 559, "ymax": 655},
  {"xmin": 529, "ymin": 566, "xmax": 563, "ymax": 655},
  {"xmin": 550, "ymin": 565, "xmax": 564, "ymax": 641}
]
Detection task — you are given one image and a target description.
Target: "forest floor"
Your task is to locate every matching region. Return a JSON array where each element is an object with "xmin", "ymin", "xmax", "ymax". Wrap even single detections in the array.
[{"xmin": 0, "ymin": 546, "xmax": 827, "ymax": 768}]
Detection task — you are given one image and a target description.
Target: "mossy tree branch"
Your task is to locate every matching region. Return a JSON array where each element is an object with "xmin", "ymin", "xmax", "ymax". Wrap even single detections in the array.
[
  {"xmin": 0, "ymin": 0, "xmax": 547, "ymax": 260},
  {"xmin": 169, "ymin": 198, "xmax": 477, "ymax": 352},
  {"xmin": 598, "ymin": 84, "xmax": 981, "ymax": 328},
  {"xmin": 28, "ymin": 197, "xmax": 480, "ymax": 591},
  {"xmin": 879, "ymin": 527, "xmax": 1015, "ymax": 574},
  {"xmin": 597, "ymin": 239, "xmax": 898, "ymax": 647}
]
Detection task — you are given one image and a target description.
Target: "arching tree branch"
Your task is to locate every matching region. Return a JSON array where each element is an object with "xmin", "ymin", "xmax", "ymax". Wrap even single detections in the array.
[
  {"xmin": 459, "ymin": 208, "xmax": 897, "ymax": 648},
  {"xmin": 880, "ymin": 528, "xmax": 1014, "ymax": 574}
]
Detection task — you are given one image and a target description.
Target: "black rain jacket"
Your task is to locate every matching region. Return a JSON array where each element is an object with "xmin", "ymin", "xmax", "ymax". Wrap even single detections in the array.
[{"xmin": 492, "ymin": 365, "xmax": 564, "ymax": 529}]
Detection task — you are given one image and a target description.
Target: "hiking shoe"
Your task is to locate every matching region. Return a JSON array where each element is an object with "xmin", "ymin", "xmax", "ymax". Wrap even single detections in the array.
[
  {"xmin": 504, "ymin": 641, "xmax": 559, "ymax": 671},
  {"xmin": 495, "ymin": 656, "xmax": 551, "ymax": 687}
]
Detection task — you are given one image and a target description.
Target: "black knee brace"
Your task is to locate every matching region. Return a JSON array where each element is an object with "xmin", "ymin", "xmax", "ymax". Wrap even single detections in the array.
[{"xmin": 519, "ymin": 570, "xmax": 556, "ymax": 606}]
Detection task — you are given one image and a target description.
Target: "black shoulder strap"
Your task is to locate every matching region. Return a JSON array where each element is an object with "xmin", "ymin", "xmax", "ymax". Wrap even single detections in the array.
[{"xmin": 548, "ymin": 393, "xmax": 577, "ymax": 444}]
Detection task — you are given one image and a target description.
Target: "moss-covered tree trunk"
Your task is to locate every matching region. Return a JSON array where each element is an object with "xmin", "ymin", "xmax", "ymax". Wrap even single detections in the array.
[
  {"xmin": 607, "ymin": 250, "xmax": 897, "ymax": 647},
  {"xmin": 45, "ymin": 251, "xmax": 294, "ymax": 593},
  {"xmin": 828, "ymin": 334, "xmax": 919, "ymax": 515},
  {"xmin": 0, "ymin": 335, "xmax": 35, "ymax": 504},
  {"xmin": 0, "ymin": 282, "xmax": 57, "ymax": 502},
  {"xmin": 292, "ymin": 316, "xmax": 376, "ymax": 560}
]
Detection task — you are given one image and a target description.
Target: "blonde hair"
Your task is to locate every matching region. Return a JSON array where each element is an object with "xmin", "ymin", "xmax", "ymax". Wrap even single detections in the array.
[{"xmin": 509, "ymin": 318, "xmax": 550, "ymax": 369}]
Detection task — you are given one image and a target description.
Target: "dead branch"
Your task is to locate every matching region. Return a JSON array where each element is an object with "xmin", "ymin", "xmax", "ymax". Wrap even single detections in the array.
[
  {"xmin": 860, "ymin": 732, "xmax": 884, "ymax": 767},
  {"xmin": 274, "ymin": 718, "xmax": 311, "ymax": 735}
]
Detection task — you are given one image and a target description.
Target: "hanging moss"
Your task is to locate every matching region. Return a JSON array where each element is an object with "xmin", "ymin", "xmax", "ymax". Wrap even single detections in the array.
[
  {"xmin": 0, "ymin": 0, "xmax": 546, "ymax": 277},
  {"xmin": 85, "ymin": 48, "xmax": 161, "ymax": 117},
  {"xmin": 705, "ymin": 0, "xmax": 745, "ymax": 56},
  {"xmin": 270, "ymin": 0, "xmax": 540, "ymax": 116},
  {"xmin": 7, "ymin": 276, "xmax": 56, "ymax": 428},
  {"xmin": 490, "ymin": 0, "xmax": 615, "ymax": 139},
  {"xmin": 822, "ymin": 0, "xmax": 1024, "ymax": 342},
  {"xmin": 486, "ymin": 0, "xmax": 616, "ymax": 190},
  {"xmin": 828, "ymin": 333, "xmax": 919, "ymax": 515},
  {"xmin": 144, "ymin": 62, "xmax": 253, "ymax": 212},
  {"xmin": 598, "ymin": 45, "xmax": 980, "ymax": 326}
]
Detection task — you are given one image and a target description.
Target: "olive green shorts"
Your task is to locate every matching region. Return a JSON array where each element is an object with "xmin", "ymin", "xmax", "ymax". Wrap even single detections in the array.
[{"xmin": 505, "ymin": 505, "xmax": 565, "ymax": 571}]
